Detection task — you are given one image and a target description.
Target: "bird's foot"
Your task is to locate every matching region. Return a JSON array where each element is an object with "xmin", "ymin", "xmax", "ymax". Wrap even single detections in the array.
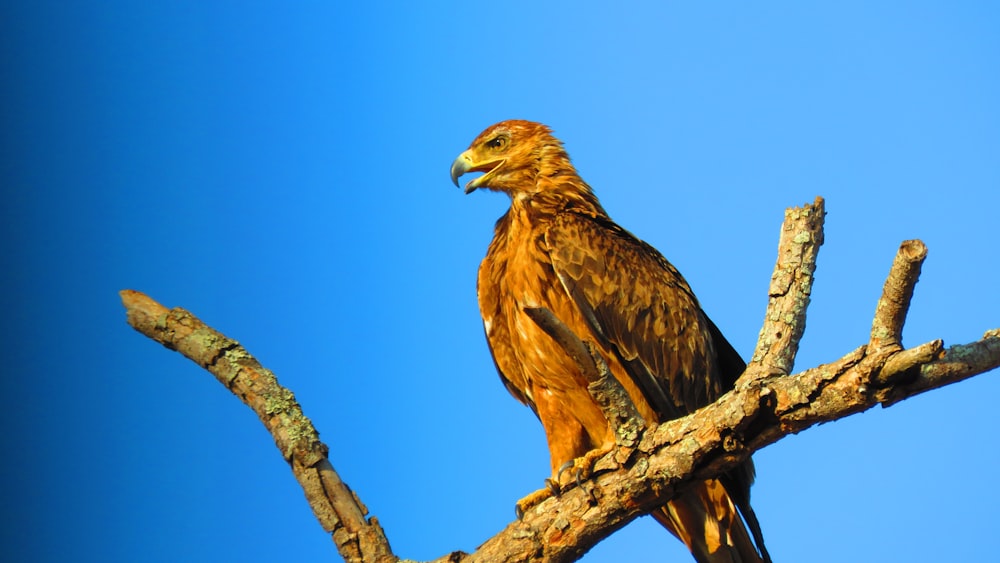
[
  {"xmin": 515, "ymin": 486, "xmax": 557, "ymax": 519},
  {"xmin": 555, "ymin": 445, "xmax": 614, "ymax": 488},
  {"xmin": 514, "ymin": 447, "xmax": 611, "ymax": 518}
]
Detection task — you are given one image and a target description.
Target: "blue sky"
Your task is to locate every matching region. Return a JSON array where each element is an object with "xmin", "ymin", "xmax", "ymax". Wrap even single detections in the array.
[{"xmin": 3, "ymin": 2, "xmax": 998, "ymax": 561}]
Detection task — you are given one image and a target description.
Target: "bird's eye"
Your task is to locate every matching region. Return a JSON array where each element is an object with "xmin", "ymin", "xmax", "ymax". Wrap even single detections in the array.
[{"xmin": 486, "ymin": 136, "xmax": 507, "ymax": 150}]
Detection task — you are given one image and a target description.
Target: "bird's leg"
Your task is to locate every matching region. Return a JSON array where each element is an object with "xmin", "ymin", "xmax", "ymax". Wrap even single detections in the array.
[{"xmin": 515, "ymin": 443, "xmax": 612, "ymax": 518}]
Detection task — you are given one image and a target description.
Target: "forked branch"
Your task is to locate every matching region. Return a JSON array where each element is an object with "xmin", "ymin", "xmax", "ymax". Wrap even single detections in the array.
[{"xmin": 120, "ymin": 196, "xmax": 999, "ymax": 563}]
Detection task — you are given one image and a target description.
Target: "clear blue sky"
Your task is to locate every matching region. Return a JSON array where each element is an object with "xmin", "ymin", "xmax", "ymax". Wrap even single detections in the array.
[{"xmin": 3, "ymin": 2, "xmax": 998, "ymax": 562}]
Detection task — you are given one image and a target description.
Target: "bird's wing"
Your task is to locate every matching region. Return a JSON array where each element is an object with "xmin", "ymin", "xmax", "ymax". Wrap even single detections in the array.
[{"xmin": 544, "ymin": 210, "xmax": 724, "ymax": 418}]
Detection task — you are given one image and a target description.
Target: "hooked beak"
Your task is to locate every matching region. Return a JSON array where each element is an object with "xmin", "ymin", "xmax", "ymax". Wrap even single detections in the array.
[{"xmin": 450, "ymin": 149, "xmax": 504, "ymax": 194}]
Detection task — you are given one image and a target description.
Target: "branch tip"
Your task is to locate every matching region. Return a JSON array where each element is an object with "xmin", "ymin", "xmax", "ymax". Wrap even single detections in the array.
[{"xmin": 870, "ymin": 240, "xmax": 927, "ymax": 350}]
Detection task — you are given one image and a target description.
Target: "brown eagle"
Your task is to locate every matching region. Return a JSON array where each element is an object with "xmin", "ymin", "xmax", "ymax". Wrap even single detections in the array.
[{"xmin": 451, "ymin": 120, "xmax": 770, "ymax": 563}]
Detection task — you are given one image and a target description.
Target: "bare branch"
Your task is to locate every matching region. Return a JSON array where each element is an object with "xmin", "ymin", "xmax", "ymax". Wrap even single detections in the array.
[
  {"xmin": 874, "ymin": 338, "xmax": 944, "ymax": 388},
  {"xmin": 456, "ymin": 330, "xmax": 1000, "ymax": 563},
  {"xmin": 120, "ymin": 198, "xmax": 999, "ymax": 563},
  {"xmin": 746, "ymin": 196, "xmax": 825, "ymax": 381},
  {"xmin": 119, "ymin": 290, "xmax": 397, "ymax": 563},
  {"xmin": 878, "ymin": 329, "xmax": 1000, "ymax": 407},
  {"xmin": 870, "ymin": 239, "xmax": 927, "ymax": 351}
]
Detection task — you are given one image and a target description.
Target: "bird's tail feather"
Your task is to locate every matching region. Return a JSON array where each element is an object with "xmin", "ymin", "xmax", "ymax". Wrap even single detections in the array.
[{"xmin": 652, "ymin": 479, "xmax": 769, "ymax": 563}]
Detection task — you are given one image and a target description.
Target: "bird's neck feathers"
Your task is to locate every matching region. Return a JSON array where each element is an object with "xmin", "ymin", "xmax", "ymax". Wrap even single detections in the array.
[{"xmin": 510, "ymin": 143, "xmax": 606, "ymax": 220}]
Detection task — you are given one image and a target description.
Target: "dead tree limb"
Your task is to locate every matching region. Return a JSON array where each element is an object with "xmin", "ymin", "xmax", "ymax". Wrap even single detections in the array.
[
  {"xmin": 119, "ymin": 290, "xmax": 395, "ymax": 563},
  {"xmin": 746, "ymin": 195, "xmax": 825, "ymax": 380},
  {"xmin": 120, "ymin": 196, "xmax": 999, "ymax": 563}
]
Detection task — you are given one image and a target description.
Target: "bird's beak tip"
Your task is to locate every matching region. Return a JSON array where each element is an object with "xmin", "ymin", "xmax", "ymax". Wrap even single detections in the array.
[{"xmin": 450, "ymin": 152, "xmax": 471, "ymax": 189}]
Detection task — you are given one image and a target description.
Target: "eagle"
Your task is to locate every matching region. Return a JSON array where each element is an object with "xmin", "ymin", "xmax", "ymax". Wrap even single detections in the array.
[{"xmin": 451, "ymin": 120, "xmax": 770, "ymax": 563}]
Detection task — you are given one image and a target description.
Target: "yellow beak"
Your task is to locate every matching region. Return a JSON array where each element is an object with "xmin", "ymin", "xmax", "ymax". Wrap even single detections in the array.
[{"xmin": 450, "ymin": 149, "xmax": 504, "ymax": 194}]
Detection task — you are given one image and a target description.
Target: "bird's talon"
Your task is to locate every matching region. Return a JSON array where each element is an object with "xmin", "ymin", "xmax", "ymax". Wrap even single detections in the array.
[
  {"xmin": 555, "ymin": 460, "xmax": 575, "ymax": 481},
  {"xmin": 544, "ymin": 477, "xmax": 561, "ymax": 495},
  {"xmin": 555, "ymin": 459, "xmax": 582, "ymax": 490}
]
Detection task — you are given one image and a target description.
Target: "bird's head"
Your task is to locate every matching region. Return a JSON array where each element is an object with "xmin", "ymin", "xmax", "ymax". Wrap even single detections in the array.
[{"xmin": 450, "ymin": 120, "xmax": 573, "ymax": 195}]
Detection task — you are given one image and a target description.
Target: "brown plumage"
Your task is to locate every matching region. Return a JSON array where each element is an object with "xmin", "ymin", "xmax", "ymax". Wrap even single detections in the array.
[{"xmin": 451, "ymin": 120, "xmax": 770, "ymax": 563}]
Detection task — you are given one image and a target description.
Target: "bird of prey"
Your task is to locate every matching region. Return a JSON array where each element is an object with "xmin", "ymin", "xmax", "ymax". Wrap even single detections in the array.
[{"xmin": 451, "ymin": 120, "xmax": 770, "ymax": 563}]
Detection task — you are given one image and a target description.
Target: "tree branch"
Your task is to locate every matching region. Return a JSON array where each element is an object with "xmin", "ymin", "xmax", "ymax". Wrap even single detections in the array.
[
  {"xmin": 445, "ymin": 332, "xmax": 999, "ymax": 563},
  {"xmin": 119, "ymin": 290, "xmax": 396, "ymax": 563},
  {"xmin": 870, "ymin": 239, "xmax": 927, "ymax": 351},
  {"xmin": 745, "ymin": 196, "xmax": 824, "ymax": 381},
  {"xmin": 120, "ymin": 197, "xmax": 999, "ymax": 563}
]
